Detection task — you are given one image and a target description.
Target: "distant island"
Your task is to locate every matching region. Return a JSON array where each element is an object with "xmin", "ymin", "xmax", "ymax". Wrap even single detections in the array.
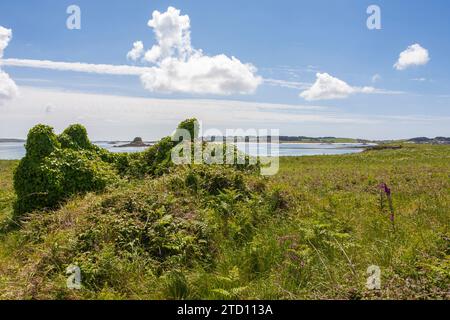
[
  {"xmin": 406, "ymin": 137, "xmax": 450, "ymax": 145},
  {"xmin": 204, "ymin": 136, "xmax": 362, "ymax": 143},
  {"xmin": 0, "ymin": 138, "xmax": 26, "ymax": 143},
  {"xmin": 204, "ymin": 136, "xmax": 450, "ymax": 145},
  {"xmin": 279, "ymin": 136, "xmax": 362, "ymax": 143},
  {"xmin": 114, "ymin": 137, "xmax": 152, "ymax": 148}
]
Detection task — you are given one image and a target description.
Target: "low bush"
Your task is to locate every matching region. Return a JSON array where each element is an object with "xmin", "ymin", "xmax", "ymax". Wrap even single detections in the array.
[
  {"xmin": 25, "ymin": 124, "xmax": 60, "ymax": 159},
  {"xmin": 14, "ymin": 119, "xmax": 253, "ymax": 215},
  {"xmin": 58, "ymin": 124, "xmax": 94, "ymax": 150},
  {"xmin": 14, "ymin": 124, "xmax": 120, "ymax": 215}
]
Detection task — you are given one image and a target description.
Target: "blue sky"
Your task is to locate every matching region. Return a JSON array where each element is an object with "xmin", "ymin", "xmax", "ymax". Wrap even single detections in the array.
[{"xmin": 0, "ymin": 0, "xmax": 449, "ymax": 140}]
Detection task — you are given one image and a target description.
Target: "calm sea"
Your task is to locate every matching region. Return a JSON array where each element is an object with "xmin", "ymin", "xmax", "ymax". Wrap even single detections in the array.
[{"xmin": 0, "ymin": 141, "xmax": 371, "ymax": 160}]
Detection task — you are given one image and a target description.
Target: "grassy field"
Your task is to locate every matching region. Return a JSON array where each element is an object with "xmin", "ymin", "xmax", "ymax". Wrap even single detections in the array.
[
  {"xmin": 0, "ymin": 161, "xmax": 17, "ymax": 223},
  {"xmin": 0, "ymin": 144, "xmax": 448, "ymax": 299}
]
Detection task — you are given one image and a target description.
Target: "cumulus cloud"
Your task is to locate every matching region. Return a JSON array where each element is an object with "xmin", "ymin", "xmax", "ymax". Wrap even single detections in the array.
[
  {"xmin": 126, "ymin": 41, "xmax": 144, "ymax": 61},
  {"xmin": 144, "ymin": 45, "xmax": 161, "ymax": 64},
  {"xmin": 0, "ymin": 70, "xmax": 18, "ymax": 103},
  {"xmin": 1, "ymin": 8, "xmax": 260, "ymax": 97},
  {"xmin": 300, "ymin": 73, "xmax": 375, "ymax": 101},
  {"xmin": 2, "ymin": 56, "xmax": 259, "ymax": 96},
  {"xmin": 135, "ymin": 7, "xmax": 262, "ymax": 95},
  {"xmin": 394, "ymin": 43, "xmax": 430, "ymax": 70},
  {"xmin": 0, "ymin": 26, "xmax": 19, "ymax": 104},
  {"xmin": 141, "ymin": 54, "xmax": 261, "ymax": 95},
  {"xmin": 0, "ymin": 26, "xmax": 12, "ymax": 56},
  {"xmin": 144, "ymin": 7, "xmax": 192, "ymax": 63}
]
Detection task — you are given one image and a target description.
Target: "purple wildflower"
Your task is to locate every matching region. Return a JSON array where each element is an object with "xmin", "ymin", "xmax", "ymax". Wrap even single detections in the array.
[
  {"xmin": 384, "ymin": 184, "xmax": 391, "ymax": 196},
  {"xmin": 390, "ymin": 212, "xmax": 395, "ymax": 222},
  {"xmin": 379, "ymin": 182, "xmax": 395, "ymax": 228},
  {"xmin": 378, "ymin": 182, "xmax": 391, "ymax": 196}
]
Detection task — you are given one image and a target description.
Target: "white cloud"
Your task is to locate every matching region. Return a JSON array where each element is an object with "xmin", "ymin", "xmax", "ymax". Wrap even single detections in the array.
[
  {"xmin": 300, "ymin": 73, "xmax": 375, "ymax": 101},
  {"xmin": 144, "ymin": 6, "xmax": 192, "ymax": 62},
  {"xmin": 0, "ymin": 26, "xmax": 12, "ymax": 56},
  {"xmin": 0, "ymin": 71, "xmax": 18, "ymax": 103},
  {"xmin": 394, "ymin": 43, "xmax": 430, "ymax": 70},
  {"xmin": 2, "ymin": 55, "xmax": 261, "ymax": 96},
  {"xmin": 411, "ymin": 77, "xmax": 427, "ymax": 82},
  {"xmin": 3, "ymin": 86, "xmax": 448, "ymax": 141},
  {"xmin": 0, "ymin": 26, "xmax": 18, "ymax": 105},
  {"xmin": 263, "ymin": 78, "xmax": 311, "ymax": 90},
  {"xmin": 1, "ymin": 8, "xmax": 261, "ymax": 97},
  {"xmin": 126, "ymin": 41, "xmax": 144, "ymax": 61},
  {"xmin": 135, "ymin": 7, "xmax": 262, "ymax": 95},
  {"xmin": 144, "ymin": 45, "xmax": 161, "ymax": 64},
  {"xmin": 2, "ymin": 58, "xmax": 153, "ymax": 75},
  {"xmin": 140, "ymin": 53, "xmax": 261, "ymax": 95}
]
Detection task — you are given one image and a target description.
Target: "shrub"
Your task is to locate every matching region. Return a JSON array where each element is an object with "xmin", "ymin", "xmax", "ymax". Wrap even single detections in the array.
[
  {"xmin": 174, "ymin": 118, "xmax": 199, "ymax": 142},
  {"xmin": 190, "ymin": 165, "xmax": 247, "ymax": 195},
  {"xmin": 58, "ymin": 124, "xmax": 93, "ymax": 151},
  {"xmin": 164, "ymin": 271, "xmax": 190, "ymax": 299},
  {"xmin": 14, "ymin": 124, "xmax": 119, "ymax": 215},
  {"xmin": 142, "ymin": 136, "xmax": 176, "ymax": 176},
  {"xmin": 140, "ymin": 119, "xmax": 200, "ymax": 177},
  {"xmin": 49, "ymin": 149, "xmax": 118, "ymax": 196},
  {"xmin": 25, "ymin": 124, "xmax": 60, "ymax": 159},
  {"xmin": 127, "ymin": 118, "xmax": 259, "ymax": 178},
  {"xmin": 13, "ymin": 119, "xmax": 260, "ymax": 216},
  {"xmin": 13, "ymin": 157, "xmax": 64, "ymax": 214}
]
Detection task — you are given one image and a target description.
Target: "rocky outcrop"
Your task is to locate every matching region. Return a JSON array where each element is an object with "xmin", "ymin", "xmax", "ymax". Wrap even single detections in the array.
[{"xmin": 115, "ymin": 137, "xmax": 150, "ymax": 148}]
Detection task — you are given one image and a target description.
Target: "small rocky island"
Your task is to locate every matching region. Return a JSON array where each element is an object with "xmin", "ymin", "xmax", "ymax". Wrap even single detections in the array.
[{"xmin": 115, "ymin": 137, "xmax": 151, "ymax": 148}]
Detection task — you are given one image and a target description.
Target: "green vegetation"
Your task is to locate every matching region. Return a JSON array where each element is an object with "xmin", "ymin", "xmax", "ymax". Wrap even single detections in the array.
[
  {"xmin": 13, "ymin": 124, "xmax": 120, "ymax": 215},
  {"xmin": 12, "ymin": 119, "xmax": 213, "ymax": 215},
  {"xmin": 0, "ymin": 160, "xmax": 17, "ymax": 226},
  {"xmin": 0, "ymin": 124, "xmax": 449, "ymax": 299}
]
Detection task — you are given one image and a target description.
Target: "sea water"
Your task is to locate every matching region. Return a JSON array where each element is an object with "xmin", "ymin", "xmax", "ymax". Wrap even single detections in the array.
[{"xmin": 0, "ymin": 141, "xmax": 371, "ymax": 160}]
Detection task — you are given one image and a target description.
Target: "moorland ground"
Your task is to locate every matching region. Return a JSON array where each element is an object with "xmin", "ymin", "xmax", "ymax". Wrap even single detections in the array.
[{"xmin": 0, "ymin": 144, "xmax": 449, "ymax": 299}]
